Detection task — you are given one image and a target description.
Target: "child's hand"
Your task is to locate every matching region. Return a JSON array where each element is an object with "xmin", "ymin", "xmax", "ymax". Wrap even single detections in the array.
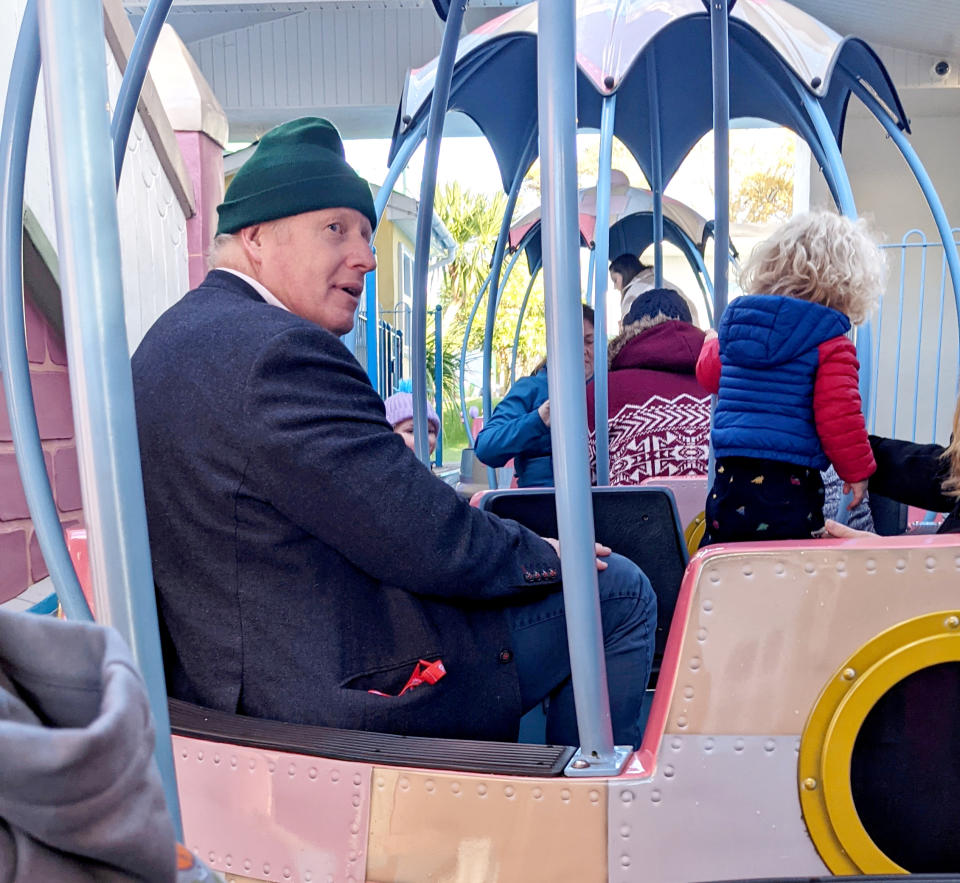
[
  {"xmin": 537, "ymin": 399, "xmax": 550, "ymax": 427},
  {"xmin": 704, "ymin": 328, "xmax": 718, "ymax": 341},
  {"xmin": 843, "ymin": 479, "xmax": 869, "ymax": 509}
]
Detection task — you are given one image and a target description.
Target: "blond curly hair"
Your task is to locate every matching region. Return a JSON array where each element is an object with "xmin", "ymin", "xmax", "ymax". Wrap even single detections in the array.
[{"xmin": 739, "ymin": 211, "xmax": 885, "ymax": 325}]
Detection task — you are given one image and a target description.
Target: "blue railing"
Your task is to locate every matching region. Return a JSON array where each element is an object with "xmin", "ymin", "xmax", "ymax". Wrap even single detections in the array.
[
  {"xmin": 355, "ymin": 309, "xmax": 404, "ymax": 396},
  {"xmin": 871, "ymin": 229, "xmax": 960, "ymax": 445}
]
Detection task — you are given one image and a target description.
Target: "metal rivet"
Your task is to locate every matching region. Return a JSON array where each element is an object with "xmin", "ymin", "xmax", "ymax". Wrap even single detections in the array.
[
  {"xmin": 308, "ymin": 767, "xmax": 317, "ymax": 779},
  {"xmin": 803, "ymin": 777, "xmax": 818, "ymax": 790},
  {"xmin": 764, "ymin": 739, "xmax": 776, "ymax": 753},
  {"xmin": 650, "ymin": 789, "xmax": 662, "ymax": 804},
  {"xmin": 620, "ymin": 790, "xmax": 634, "ymax": 804},
  {"xmin": 425, "ymin": 780, "xmax": 436, "ymax": 793},
  {"xmin": 620, "ymin": 823, "xmax": 631, "ymax": 838},
  {"xmin": 696, "ymin": 628, "xmax": 707, "ymax": 642},
  {"xmin": 288, "ymin": 763, "xmax": 296, "ymax": 776},
  {"xmin": 213, "ymin": 754, "xmax": 220, "ymax": 765},
  {"xmin": 683, "ymin": 685, "xmax": 694, "ymax": 699},
  {"xmin": 742, "ymin": 565, "xmax": 753, "ymax": 577},
  {"xmin": 621, "ymin": 855, "xmax": 632, "ymax": 868},
  {"xmin": 676, "ymin": 716, "xmax": 688, "ymax": 729},
  {"xmin": 946, "ymin": 615, "xmax": 960, "ymax": 629},
  {"xmin": 836, "ymin": 561, "xmax": 846, "ymax": 573},
  {"xmin": 734, "ymin": 738, "xmax": 744, "ymax": 752},
  {"xmin": 804, "ymin": 562, "xmax": 816, "ymax": 574},
  {"xmin": 702, "ymin": 599, "xmax": 714, "ymax": 612},
  {"xmin": 709, "ymin": 572, "xmax": 720, "ymax": 583},
  {"xmin": 561, "ymin": 789, "xmax": 571, "ymax": 802},
  {"xmin": 774, "ymin": 563, "xmax": 785, "ymax": 575},
  {"xmin": 926, "ymin": 556, "xmax": 937, "ymax": 570},
  {"xmin": 225, "ymin": 856, "xmax": 232, "ymax": 868},
  {"xmin": 477, "ymin": 783, "xmax": 487, "ymax": 796},
  {"xmin": 353, "ymin": 773, "xmax": 362, "ymax": 786},
  {"xmin": 663, "ymin": 764, "xmax": 675, "ymax": 778},
  {"xmin": 895, "ymin": 558, "xmax": 907, "ymax": 572},
  {"xmin": 504, "ymin": 785, "xmax": 515, "ymax": 798},
  {"xmin": 451, "ymin": 782, "xmax": 461, "ymax": 795},
  {"xmin": 603, "ymin": 75, "xmax": 615, "ymax": 89},
  {"xmin": 703, "ymin": 738, "xmax": 714, "ymax": 752},
  {"xmin": 842, "ymin": 667, "xmax": 856, "ymax": 680},
  {"xmin": 532, "ymin": 787, "xmax": 543, "ymax": 800},
  {"xmin": 571, "ymin": 758, "xmax": 589, "ymax": 769},
  {"xmin": 331, "ymin": 770, "xmax": 341, "ymax": 783},
  {"xmin": 689, "ymin": 656, "xmax": 701, "ymax": 671},
  {"xmin": 589, "ymin": 789, "xmax": 601, "ymax": 803}
]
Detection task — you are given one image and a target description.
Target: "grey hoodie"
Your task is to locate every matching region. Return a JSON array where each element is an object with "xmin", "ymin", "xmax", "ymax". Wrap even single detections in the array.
[{"xmin": 0, "ymin": 609, "xmax": 175, "ymax": 881}]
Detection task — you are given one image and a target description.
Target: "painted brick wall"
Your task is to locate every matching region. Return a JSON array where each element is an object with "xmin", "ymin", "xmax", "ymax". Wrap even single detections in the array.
[{"xmin": 0, "ymin": 290, "xmax": 83, "ymax": 604}]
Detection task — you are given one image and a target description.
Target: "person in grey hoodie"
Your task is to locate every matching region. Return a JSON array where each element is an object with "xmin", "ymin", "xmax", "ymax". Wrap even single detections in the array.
[{"xmin": 0, "ymin": 609, "xmax": 176, "ymax": 882}]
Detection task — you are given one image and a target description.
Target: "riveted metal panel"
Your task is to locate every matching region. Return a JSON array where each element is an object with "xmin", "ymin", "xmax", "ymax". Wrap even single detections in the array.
[
  {"xmin": 610, "ymin": 735, "xmax": 828, "ymax": 883},
  {"xmin": 366, "ymin": 768, "xmax": 607, "ymax": 883},
  {"xmin": 662, "ymin": 540, "xmax": 960, "ymax": 736},
  {"xmin": 173, "ymin": 735, "xmax": 372, "ymax": 883}
]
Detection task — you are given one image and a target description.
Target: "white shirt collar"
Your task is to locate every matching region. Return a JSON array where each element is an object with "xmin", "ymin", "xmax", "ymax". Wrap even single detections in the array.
[{"xmin": 216, "ymin": 267, "xmax": 289, "ymax": 312}]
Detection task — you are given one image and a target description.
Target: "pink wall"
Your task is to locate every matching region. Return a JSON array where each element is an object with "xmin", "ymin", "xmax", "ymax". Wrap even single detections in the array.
[
  {"xmin": 177, "ymin": 130, "xmax": 224, "ymax": 289},
  {"xmin": 0, "ymin": 292, "xmax": 83, "ymax": 603}
]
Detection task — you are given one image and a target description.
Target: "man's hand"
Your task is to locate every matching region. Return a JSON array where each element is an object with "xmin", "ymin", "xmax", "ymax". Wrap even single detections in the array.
[
  {"xmin": 823, "ymin": 518, "xmax": 877, "ymax": 539},
  {"xmin": 843, "ymin": 479, "xmax": 869, "ymax": 509},
  {"xmin": 542, "ymin": 537, "xmax": 611, "ymax": 570},
  {"xmin": 537, "ymin": 399, "xmax": 550, "ymax": 427}
]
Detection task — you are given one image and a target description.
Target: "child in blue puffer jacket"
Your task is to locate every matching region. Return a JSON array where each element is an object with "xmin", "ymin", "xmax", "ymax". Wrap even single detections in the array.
[{"xmin": 696, "ymin": 211, "xmax": 884, "ymax": 544}]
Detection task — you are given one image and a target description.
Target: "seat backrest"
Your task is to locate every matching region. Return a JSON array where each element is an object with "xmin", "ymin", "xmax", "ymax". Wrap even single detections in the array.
[
  {"xmin": 640, "ymin": 475, "xmax": 708, "ymax": 532},
  {"xmin": 869, "ymin": 492, "xmax": 908, "ymax": 536},
  {"xmin": 478, "ymin": 486, "xmax": 688, "ymax": 669}
]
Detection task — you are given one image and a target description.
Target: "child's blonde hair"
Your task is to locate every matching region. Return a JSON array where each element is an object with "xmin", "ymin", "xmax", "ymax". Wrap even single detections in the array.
[
  {"xmin": 941, "ymin": 395, "xmax": 960, "ymax": 498},
  {"xmin": 739, "ymin": 210, "xmax": 885, "ymax": 325}
]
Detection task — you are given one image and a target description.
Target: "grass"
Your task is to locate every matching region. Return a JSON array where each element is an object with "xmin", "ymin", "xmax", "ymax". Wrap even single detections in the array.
[{"xmin": 437, "ymin": 395, "xmax": 500, "ymax": 465}]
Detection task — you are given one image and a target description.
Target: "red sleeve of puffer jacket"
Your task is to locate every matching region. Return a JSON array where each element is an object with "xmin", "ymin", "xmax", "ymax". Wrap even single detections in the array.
[
  {"xmin": 813, "ymin": 335, "xmax": 876, "ymax": 482},
  {"xmin": 695, "ymin": 334, "xmax": 721, "ymax": 393}
]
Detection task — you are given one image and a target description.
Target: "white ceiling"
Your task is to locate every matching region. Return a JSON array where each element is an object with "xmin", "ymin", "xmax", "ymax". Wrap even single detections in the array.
[{"xmin": 123, "ymin": 0, "xmax": 960, "ymax": 58}]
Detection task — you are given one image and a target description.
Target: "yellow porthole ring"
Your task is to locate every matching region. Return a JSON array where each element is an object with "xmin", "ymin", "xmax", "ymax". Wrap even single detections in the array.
[{"xmin": 798, "ymin": 611, "xmax": 960, "ymax": 875}]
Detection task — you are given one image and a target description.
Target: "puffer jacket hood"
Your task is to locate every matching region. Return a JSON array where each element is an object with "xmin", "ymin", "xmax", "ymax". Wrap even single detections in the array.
[
  {"xmin": 610, "ymin": 320, "xmax": 705, "ymax": 373},
  {"xmin": 720, "ymin": 294, "xmax": 850, "ymax": 368},
  {"xmin": 0, "ymin": 609, "xmax": 176, "ymax": 882}
]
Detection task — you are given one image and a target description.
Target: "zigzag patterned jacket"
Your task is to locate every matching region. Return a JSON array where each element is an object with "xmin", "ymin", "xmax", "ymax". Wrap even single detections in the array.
[
  {"xmin": 587, "ymin": 320, "xmax": 711, "ymax": 485},
  {"xmin": 696, "ymin": 294, "xmax": 876, "ymax": 482}
]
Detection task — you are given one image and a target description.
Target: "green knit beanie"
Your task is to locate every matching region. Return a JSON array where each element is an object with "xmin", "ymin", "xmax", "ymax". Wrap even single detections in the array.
[{"xmin": 216, "ymin": 117, "xmax": 377, "ymax": 235}]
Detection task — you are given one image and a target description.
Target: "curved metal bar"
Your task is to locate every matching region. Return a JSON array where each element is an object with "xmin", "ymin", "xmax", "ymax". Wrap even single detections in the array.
[
  {"xmin": 584, "ymin": 248, "xmax": 595, "ymax": 307},
  {"xmin": 592, "ymin": 92, "xmax": 616, "ymax": 486},
  {"xmin": 109, "ymin": 0, "xmax": 173, "ymax": 185},
  {"xmin": 842, "ymin": 68, "xmax": 960, "ymax": 416},
  {"xmin": 710, "ymin": 0, "xmax": 731, "ymax": 321},
  {"xmin": 434, "ymin": 303, "xmax": 443, "ymax": 466},
  {"xmin": 911, "ymin": 240, "xmax": 929, "ymax": 441},
  {"xmin": 932, "ymin": 247, "xmax": 949, "ymax": 442},
  {"xmin": 538, "ymin": 0, "xmax": 619, "ymax": 770},
  {"xmin": 37, "ymin": 0, "xmax": 181, "ymax": 835},
  {"xmin": 509, "ymin": 271, "xmax": 538, "ymax": 386},
  {"xmin": 647, "ymin": 51, "xmax": 664, "ymax": 288},
  {"xmin": 411, "ymin": 1, "xmax": 465, "ymax": 464},
  {"xmin": 481, "ymin": 131, "xmax": 537, "ymax": 487},
  {"xmin": 374, "ymin": 116, "xmax": 427, "ymax": 224},
  {"xmin": 458, "ymin": 273, "xmax": 492, "ymax": 444},
  {"xmin": 0, "ymin": 0, "xmax": 91, "ymax": 622}
]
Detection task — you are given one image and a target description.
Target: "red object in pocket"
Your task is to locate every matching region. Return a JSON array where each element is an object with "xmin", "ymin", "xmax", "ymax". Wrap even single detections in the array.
[{"xmin": 368, "ymin": 659, "xmax": 446, "ymax": 697}]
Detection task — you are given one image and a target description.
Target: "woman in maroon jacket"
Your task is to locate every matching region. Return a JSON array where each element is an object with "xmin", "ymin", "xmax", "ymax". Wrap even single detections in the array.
[{"xmin": 587, "ymin": 288, "xmax": 711, "ymax": 485}]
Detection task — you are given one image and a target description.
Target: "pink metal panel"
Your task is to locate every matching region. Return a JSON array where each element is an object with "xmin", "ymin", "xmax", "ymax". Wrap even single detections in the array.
[
  {"xmin": 610, "ymin": 736, "xmax": 829, "ymax": 883},
  {"xmin": 640, "ymin": 475, "xmax": 707, "ymax": 531},
  {"xmin": 173, "ymin": 735, "xmax": 372, "ymax": 883}
]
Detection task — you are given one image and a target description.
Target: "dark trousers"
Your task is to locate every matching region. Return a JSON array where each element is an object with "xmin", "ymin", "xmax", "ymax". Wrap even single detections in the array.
[
  {"xmin": 504, "ymin": 553, "xmax": 656, "ymax": 749},
  {"xmin": 702, "ymin": 456, "xmax": 825, "ymax": 546}
]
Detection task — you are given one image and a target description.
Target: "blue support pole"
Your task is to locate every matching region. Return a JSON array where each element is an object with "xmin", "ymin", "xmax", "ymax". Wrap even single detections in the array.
[
  {"xmin": 482, "ymin": 134, "xmax": 537, "ymax": 488},
  {"xmin": 509, "ymin": 271, "xmax": 538, "ymax": 386},
  {"xmin": 842, "ymin": 69, "xmax": 960, "ymax": 379},
  {"xmin": 709, "ymin": 0, "xmax": 731, "ymax": 321},
  {"xmin": 0, "ymin": 0, "xmax": 91, "ymax": 623},
  {"xmin": 110, "ymin": 0, "xmax": 173, "ymax": 186},
  {"xmin": 411, "ymin": 1, "xmax": 464, "ymax": 465},
  {"xmin": 369, "ymin": 118, "xmax": 427, "ymax": 396},
  {"xmin": 538, "ymin": 0, "xmax": 625, "ymax": 775},
  {"xmin": 585, "ymin": 248, "xmax": 595, "ymax": 307},
  {"xmin": 647, "ymin": 51, "xmax": 664, "ymax": 288},
  {"xmin": 434, "ymin": 303, "xmax": 443, "ymax": 467},
  {"xmin": 374, "ymin": 119, "xmax": 427, "ymax": 224},
  {"xmin": 458, "ymin": 273, "xmax": 491, "ymax": 445},
  {"xmin": 592, "ymin": 93, "xmax": 616, "ymax": 486},
  {"xmin": 37, "ymin": 0, "xmax": 181, "ymax": 836}
]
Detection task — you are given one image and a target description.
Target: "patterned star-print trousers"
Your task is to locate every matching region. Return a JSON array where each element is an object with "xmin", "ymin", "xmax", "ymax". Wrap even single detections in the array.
[{"xmin": 701, "ymin": 456, "xmax": 826, "ymax": 546}]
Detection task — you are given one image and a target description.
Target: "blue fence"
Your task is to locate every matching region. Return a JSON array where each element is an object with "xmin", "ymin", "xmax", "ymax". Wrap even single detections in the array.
[
  {"xmin": 355, "ymin": 309, "xmax": 405, "ymax": 395},
  {"xmin": 869, "ymin": 230, "xmax": 960, "ymax": 445}
]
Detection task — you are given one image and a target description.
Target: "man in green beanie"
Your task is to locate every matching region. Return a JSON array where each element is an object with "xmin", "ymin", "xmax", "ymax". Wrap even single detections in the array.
[{"xmin": 131, "ymin": 118, "xmax": 655, "ymax": 747}]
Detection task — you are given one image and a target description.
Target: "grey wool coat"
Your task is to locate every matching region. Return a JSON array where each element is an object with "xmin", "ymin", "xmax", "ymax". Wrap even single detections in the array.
[
  {"xmin": 0, "ymin": 610, "xmax": 176, "ymax": 882},
  {"xmin": 132, "ymin": 270, "xmax": 562, "ymax": 740}
]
